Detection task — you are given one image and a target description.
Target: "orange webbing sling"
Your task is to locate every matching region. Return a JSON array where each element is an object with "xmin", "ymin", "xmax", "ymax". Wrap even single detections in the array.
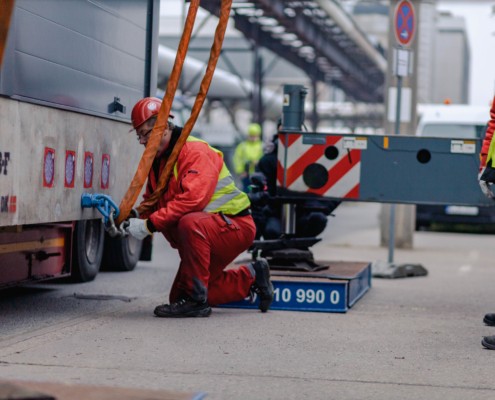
[
  {"xmin": 117, "ymin": 0, "xmax": 233, "ymax": 225},
  {"xmin": 0, "ymin": 0, "xmax": 15, "ymax": 67}
]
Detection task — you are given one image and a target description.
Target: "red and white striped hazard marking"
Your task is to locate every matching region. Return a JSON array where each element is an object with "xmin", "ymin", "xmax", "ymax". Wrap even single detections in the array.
[{"xmin": 276, "ymin": 133, "xmax": 361, "ymax": 199}]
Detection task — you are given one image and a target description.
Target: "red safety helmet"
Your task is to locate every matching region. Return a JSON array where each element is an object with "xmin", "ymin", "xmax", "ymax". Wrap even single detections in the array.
[{"xmin": 130, "ymin": 97, "xmax": 173, "ymax": 130}]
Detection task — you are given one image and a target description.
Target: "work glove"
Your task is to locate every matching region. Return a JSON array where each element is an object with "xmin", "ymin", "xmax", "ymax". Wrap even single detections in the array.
[
  {"xmin": 479, "ymin": 181, "xmax": 494, "ymax": 199},
  {"xmin": 124, "ymin": 218, "xmax": 152, "ymax": 240},
  {"xmin": 479, "ymin": 168, "xmax": 495, "ymax": 199}
]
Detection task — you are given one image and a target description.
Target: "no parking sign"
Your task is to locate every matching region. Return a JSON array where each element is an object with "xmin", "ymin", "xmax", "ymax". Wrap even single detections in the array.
[{"xmin": 394, "ymin": 0, "xmax": 416, "ymax": 47}]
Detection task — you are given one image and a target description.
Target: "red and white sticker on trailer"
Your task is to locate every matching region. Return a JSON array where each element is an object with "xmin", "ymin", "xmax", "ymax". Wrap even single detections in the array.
[{"xmin": 277, "ymin": 133, "xmax": 363, "ymax": 199}]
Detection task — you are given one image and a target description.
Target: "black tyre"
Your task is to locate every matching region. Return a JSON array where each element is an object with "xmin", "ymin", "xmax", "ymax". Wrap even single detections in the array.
[
  {"xmin": 71, "ymin": 219, "xmax": 104, "ymax": 282},
  {"xmin": 101, "ymin": 233, "xmax": 142, "ymax": 272}
]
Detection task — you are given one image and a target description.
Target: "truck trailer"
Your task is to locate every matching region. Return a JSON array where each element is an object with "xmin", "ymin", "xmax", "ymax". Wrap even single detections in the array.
[{"xmin": 0, "ymin": 0, "xmax": 160, "ymax": 288}]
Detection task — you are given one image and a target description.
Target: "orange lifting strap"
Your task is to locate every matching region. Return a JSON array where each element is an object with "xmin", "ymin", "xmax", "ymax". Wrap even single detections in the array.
[
  {"xmin": 0, "ymin": 0, "xmax": 15, "ymax": 67},
  {"xmin": 117, "ymin": 0, "xmax": 233, "ymax": 225}
]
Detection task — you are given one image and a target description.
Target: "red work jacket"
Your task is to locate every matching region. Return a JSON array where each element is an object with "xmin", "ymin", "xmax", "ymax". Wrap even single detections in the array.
[{"xmin": 141, "ymin": 140, "xmax": 223, "ymax": 237}]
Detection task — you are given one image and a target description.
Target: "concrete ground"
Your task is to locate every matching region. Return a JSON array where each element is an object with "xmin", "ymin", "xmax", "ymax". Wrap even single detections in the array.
[{"xmin": 1, "ymin": 202, "xmax": 495, "ymax": 399}]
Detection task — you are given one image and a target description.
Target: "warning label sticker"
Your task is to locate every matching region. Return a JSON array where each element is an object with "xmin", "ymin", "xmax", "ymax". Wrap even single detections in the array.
[
  {"xmin": 450, "ymin": 140, "xmax": 476, "ymax": 154},
  {"xmin": 343, "ymin": 137, "xmax": 368, "ymax": 150}
]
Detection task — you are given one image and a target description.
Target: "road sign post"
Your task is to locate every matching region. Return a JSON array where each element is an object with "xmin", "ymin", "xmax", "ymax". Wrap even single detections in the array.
[
  {"xmin": 389, "ymin": 47, "xmax": 411, "ymax": 264},
  {"xmin": 377, "ymin": 0, "xmax": 426, "ymax": 278}
]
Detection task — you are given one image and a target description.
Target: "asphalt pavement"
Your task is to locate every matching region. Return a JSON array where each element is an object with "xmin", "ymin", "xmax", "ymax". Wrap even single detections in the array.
[{"xmin": 1, "ymin": 202, "xmax": 495, "ymax": 399}]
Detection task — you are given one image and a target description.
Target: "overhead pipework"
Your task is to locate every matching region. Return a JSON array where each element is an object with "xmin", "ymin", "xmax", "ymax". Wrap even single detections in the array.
[
  {"xmin": 157, "ymin": 44, "xmax": 283, "ymax": 119},
  {"xmin": 200, "ymin": 0, "xmax": 386, "ymax": 103}
]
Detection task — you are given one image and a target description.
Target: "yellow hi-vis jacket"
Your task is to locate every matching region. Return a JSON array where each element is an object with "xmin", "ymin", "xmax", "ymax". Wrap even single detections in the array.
[
  {"xmin": 233, "ymin": 140, "xmax": 263, "ymax": 175},
  {"xmin": 144, "ymin": 136, "xmax": 251, "ymax": 232}
]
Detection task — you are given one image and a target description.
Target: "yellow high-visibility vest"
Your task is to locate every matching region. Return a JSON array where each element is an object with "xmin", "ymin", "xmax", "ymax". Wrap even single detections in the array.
[
  {"xmin": 173, "ymin": 136, "xmax": 250, "ymax": 215},
  {"xmin": 487, "ymin": 134, "xmax": 495, "ymax": 167},
  {"xmin": 233, "ymin": 140, "xmax": 263, "ymax": 175}
]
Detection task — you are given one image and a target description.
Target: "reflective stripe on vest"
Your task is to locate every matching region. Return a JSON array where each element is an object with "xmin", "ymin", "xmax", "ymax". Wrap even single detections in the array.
[{"xmin": 173, "ymin": 136, "xmax": 250, "ymax": 215}]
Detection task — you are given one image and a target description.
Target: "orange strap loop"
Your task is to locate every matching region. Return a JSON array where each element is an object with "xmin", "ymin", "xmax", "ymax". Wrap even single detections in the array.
[
  {"xmin": 0, "ymin": 0, "xmax": 15, "ymax": 67},
  {"xmin": 117, "ymin": 0, "xmax": 233, "ymax": 224},
  {"xmin": 116, "ymin": 0, "xmax": 200, "ymax": 225},
  {"xmin": 137, "ymin": 0, "xmax": 233, "ymax": 217}
]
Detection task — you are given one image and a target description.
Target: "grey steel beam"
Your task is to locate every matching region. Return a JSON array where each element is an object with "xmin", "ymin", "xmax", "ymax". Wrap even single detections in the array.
[{"xmin": 236, "ymin": 16, "xmax": 378, "ymax": 103}]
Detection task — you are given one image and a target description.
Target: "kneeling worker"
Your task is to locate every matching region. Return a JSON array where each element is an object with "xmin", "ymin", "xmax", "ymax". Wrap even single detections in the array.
[{"xmin": 125, "ymin": 97, "xmax": 273, "ymax": 317}]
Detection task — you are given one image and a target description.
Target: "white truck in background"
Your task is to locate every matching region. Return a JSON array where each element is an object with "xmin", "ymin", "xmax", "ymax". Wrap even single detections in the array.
[{"xmin": 416, "ymin": 104, "xmax": 488, "ymax": 139}]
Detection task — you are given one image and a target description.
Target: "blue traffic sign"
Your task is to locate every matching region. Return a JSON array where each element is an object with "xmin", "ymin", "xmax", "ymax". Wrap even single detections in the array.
[{"xmin": 395, "ymin": 0, "xmax": 416, "ymax": 47}]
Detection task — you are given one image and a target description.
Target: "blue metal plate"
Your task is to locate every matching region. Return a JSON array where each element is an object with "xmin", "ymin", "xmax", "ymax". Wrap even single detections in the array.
[
  {"xmin": 348, "ymin": 264, "xmax": 372, "ymax": 307},
  {"xmin": 221, "ymin": 261, "xmax": 371, "ymax": 313}
]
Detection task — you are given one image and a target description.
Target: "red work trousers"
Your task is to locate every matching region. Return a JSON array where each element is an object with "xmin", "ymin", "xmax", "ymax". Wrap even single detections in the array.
[{"xmin": 166, "ymin": 211, "xmax": 256, "ymax": 306}]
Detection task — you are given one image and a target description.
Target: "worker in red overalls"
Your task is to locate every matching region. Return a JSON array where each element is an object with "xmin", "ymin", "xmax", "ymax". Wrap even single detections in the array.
[
  {"xmin": 478, "ymin": 95, "xmax": 495, "ymax": 348},
  {"xmin": 124, "ymin": 97, "xmax": 273, "ymax": 318},
  {"xmin": 478, "ymin": 96, "xmax": 495, "ymax": 194}
]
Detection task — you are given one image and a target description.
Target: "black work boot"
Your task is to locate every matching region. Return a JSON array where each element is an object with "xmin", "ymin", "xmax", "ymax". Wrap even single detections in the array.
[
  {"xmin": 483, "ymin": 313, "xmax": 495, "ymax": 326},
  {"xmin": 154, "ymin": 297, "xmax": 212, "ymax": 318},
  {"xmin": 251, "ymin": 258, "xmax": 274, "ymax": 313},
  {"xmin": 482, "ymin": 335, "xmax": 495, "ymax": 350}
]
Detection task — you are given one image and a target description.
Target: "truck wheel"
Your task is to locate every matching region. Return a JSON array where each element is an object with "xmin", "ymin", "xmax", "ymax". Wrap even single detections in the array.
[
  {"xmin": 101, "ymin": 234, "xmax": 142, "ymax": 272},
  {"xmin": 72, "ymin": 219, "xmax": 104, "ymax": 282}
]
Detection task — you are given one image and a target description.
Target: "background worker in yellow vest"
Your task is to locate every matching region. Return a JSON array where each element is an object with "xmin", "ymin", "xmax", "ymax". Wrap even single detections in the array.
[
  {"xmin": 233, "ymin": 122, "xmax": 264, "ymax": 191},
  {"xmin": 124, "ymin": 98, "xmax": 274, "ymax": 317}
]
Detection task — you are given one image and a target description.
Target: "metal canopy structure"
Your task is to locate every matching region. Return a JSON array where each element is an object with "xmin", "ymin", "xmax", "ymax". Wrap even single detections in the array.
[{"xmin": 199, "ymin": 0, "xmax": 386, "ymax": 103}]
